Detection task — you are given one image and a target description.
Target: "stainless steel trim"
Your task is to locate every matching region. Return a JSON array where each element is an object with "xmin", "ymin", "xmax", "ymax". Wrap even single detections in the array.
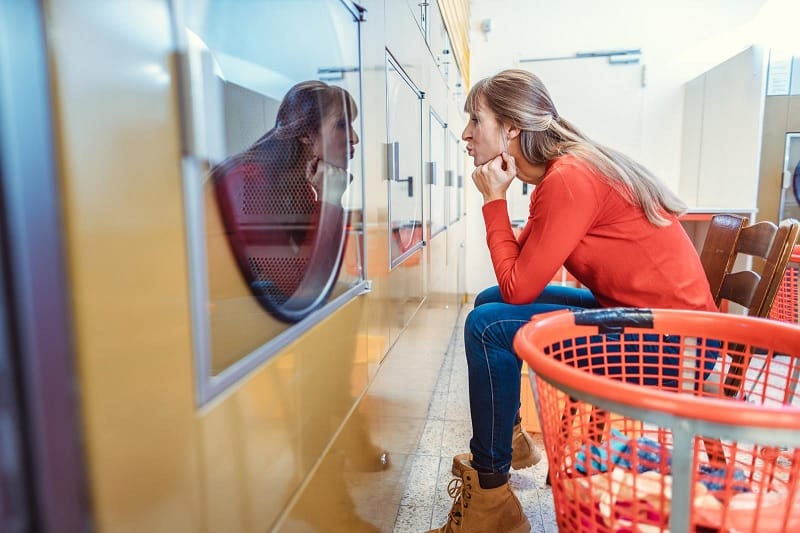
[
  {"xmin": 0, "ymin": 1, "xmax": 89, "ymax": 529},
  {"xmin": 200, "ymin": 280, "xmax": 371, "ymax": 407},
  {"xmin": 180, "ymin": 155, "xmax": 214, "ymax": 406},
  {"xmin": 385, "ymin": 141, "xmax": 399, "ymax": 181},
  {"xmin": 390, "ymin": 240, "xmax": 425, "ymax": 270},
  {"xmin": 426, "ymin": 161, "xmax": 437, "ymax": 185},
  {"xmin": 385, "ymin": 49, "xmax": 423, "ymax": 97},
  {"xmin": 340, "ymin": 0, "xmax": 366, "ymax": 21}
]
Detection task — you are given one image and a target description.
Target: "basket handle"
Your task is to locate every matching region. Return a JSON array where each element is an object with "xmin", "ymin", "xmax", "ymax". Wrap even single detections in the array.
[{"xmin": 573, "ymin": 308, "xmax": 654, "ymax": 333}]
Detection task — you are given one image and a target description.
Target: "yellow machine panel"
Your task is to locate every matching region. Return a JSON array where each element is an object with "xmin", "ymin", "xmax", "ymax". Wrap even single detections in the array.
[{"xmin": 38, "ymin": 0, "xmax": 468, "ymax": 531}]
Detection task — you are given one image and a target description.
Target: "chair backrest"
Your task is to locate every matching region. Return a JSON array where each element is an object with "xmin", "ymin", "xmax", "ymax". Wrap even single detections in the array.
[
  {"xmin": 699, "ymin": 214, "xmax": 747, "ymax": 303},
  {"xmin": 699, "ymin": 215, "xmax": 800, "ymax": 318},
  {"xmin": 698, "ymin": 216, "xmax": 800, "ymax": 399},
  {"xmin": 752, "ymin": 220, "xmax": 800, "ymax": 316}
]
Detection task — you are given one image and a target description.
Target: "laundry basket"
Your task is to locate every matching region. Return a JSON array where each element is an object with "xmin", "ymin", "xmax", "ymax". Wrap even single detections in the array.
[
  {"xmin": 769, "ymin": 244, "xmax": 800, "ymax": 324},
  {"xmin": 513, "ymin": 308, "xmax": 800, "ymax": 532}
]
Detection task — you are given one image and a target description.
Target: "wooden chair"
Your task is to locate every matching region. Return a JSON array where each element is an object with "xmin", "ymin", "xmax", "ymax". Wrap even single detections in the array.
[
  {"xmin": 545, "ymin": 216, "xmax": 800, "ymax": 483},
  {"xmin": 698, "ymin": 214, "xmax": 748, "ymax": 305},
  {"xmin": 699, "ymin": 214, "xmax": 800, "ymax": 320},
  {"xmin": 698, "ymin": 215, "xmax": 800, "ymax": 396},
  {"xmin": 691, "ymin": 216, "xmax": 800, "ymax": 468}
]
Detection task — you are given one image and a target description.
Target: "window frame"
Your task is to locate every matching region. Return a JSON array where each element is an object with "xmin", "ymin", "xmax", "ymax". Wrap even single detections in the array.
[{"xmin": 174, "ymin": 0, "xmax": 370, "ymax": 406}]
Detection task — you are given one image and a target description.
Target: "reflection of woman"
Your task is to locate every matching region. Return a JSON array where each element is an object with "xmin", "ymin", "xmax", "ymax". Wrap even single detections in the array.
[
  {"xmin": 212, "ymin": 80, "xmax": 359, "ymax": 322},
  {"xmin": 429, "ymin": 70, "xmax": 716, "ymax": 533}
]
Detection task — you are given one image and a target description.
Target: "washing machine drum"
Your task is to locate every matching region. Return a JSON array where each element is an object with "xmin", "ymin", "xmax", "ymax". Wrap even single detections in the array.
[{"xmin": 212, "ymin": 154, "xmax": 348, "ymax": 323}]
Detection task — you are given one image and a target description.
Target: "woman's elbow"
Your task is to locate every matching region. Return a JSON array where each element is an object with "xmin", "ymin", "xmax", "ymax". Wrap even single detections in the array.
[{"xmin": 500, "ymin": 287, "xmax": 531, "ymax": 305}]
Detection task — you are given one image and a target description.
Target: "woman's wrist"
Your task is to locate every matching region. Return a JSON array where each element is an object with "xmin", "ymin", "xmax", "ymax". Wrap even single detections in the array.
[{"xmin": 482, "ymin": 193, "xmax": 506, "ymax": 205}]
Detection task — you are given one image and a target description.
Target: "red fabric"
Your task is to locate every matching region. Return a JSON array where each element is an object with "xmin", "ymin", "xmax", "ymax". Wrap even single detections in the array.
[
  {"xmin": 482, "ymin": 156, "xmax": 717, "ymax": 311},
  {"xmin": 213, "ymin": 159, "xmax": 323, "ymax": 297}
]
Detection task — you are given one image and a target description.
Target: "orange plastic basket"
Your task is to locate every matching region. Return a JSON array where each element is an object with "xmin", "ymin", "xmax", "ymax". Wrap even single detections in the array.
[
  {"xmin": 513, "ymin": 308, "xmax": 800, "ymax": 532},
  {"xmin": 769, "ymin": 245, "xmax": 800, "ymax": 324}
]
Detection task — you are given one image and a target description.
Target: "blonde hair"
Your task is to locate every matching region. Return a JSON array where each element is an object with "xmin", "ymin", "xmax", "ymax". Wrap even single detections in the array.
[{"xmin": 465, "ymin": 69, "xmax": 686, "ymax": 226}]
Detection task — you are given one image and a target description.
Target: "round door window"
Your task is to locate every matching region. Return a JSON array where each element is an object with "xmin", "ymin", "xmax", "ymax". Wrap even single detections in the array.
[{"xmin": 211, "ymin": 81, "xmax": 358, "ymax": 322}]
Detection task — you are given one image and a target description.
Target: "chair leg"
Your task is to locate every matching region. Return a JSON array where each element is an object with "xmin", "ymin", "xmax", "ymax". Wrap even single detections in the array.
[
  {"xmin": 789, "ymin": 362, "xmax": 800, "ymax": 404},
  {"xmin": 702, "ymin": 437, "xmax": 727, "ymax": 466},
  {"xmin": 548, "ymin": 398, "xmax": 580, "ymax": 485},
  {"xmin": 588, "ymin": 407, "xmax": 607, "ymax": 443},
  {"xmin": 547, "ymin": 400, "xmax": 607, "ymax": 485},
  {"xmin": 722, "ymin": 343, "xmax": 751, "ymax": 398},
  {"xmin": 700, "ymin": 344, "xmax": 756, "ymax": 467}
]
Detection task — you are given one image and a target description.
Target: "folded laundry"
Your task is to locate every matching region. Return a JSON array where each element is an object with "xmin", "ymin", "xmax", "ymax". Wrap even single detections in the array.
[
  {"xmin": 574, "ymin": 428, "xmax": 672, "ymax": 475},
  {"xmin": 695, "ymin": 489, "xmax": 800, "ymax": 532},
  {"xmin": 697, "ymin": 464, "xmax": 750, "ymax": 493}
]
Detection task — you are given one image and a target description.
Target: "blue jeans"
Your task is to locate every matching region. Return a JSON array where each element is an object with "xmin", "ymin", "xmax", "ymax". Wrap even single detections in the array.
[{"xmin": 465, "ymin": 285, "xmax": 600, "ymax": 474}]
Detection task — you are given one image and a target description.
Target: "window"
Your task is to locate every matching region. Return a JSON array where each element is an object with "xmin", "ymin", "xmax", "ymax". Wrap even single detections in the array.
[
  {"xmin": 766, "ymin": 50, "xmax": 800, "ymax": 96},
  {"xmin": 178, "ymin": 0, "xmax": 367, "ymax": 404},
  {"xmin": 386, "ymin": 53, "xmax": 424, "ymax": 268},
  {"xmin": 448, "ymin": 130, "xmax": 462, "ymax": 224},
  {"xmin": 429, "ymin": 109, "xmax": 447, "ymax": 238}
]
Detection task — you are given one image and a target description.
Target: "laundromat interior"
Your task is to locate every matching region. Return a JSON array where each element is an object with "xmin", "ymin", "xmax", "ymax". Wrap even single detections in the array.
[{"xmin": 1, "ymin": 0, "xmax": 800, "ymax": 531}]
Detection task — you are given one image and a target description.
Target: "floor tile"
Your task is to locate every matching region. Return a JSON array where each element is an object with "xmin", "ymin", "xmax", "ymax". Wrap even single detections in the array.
[
  {"xmin": 394, "ymin": 504, "xmax": 433, "ymax": 532},
  {"xmin": 416, "ymin": 418, "xmax": 445, "ymax": 456},
  {"xmin": 399, "ymin": 454, "xmax": 441, "ymax": 507},
  {"xmin": 427, "ymin": 390, "xmax": 448, "ymax": 420},
  {"xmin": 393, "ymin": 303, "xmax": 557, "ymax": 532}
]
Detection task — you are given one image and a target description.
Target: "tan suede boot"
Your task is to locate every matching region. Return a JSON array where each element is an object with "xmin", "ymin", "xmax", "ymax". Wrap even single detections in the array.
[
  {"xmin": 451, "ymin": 423, "xmax": 542, "ymax": 477},
  {"xmin": 427, "ymin": 458, "xmax": 531, "ymax": 533}
]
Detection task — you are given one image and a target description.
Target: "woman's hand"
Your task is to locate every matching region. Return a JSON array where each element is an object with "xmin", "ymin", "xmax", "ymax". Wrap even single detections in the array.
[
  {"xmin": 471, "ymin": 152, "xmax": 517, "ymax": 204},
  {"xmin": 306, "ymin": 156, "xmax": 349, "ymax": 205},
  {"xmin": 306, "ymin": 156, "xmax": 323, "ymax": 193}
]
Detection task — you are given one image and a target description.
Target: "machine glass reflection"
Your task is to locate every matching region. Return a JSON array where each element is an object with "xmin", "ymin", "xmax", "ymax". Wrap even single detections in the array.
[
  {"xmin": 386, "ymin": 58, "xmax": 424, "ymax": 267},
  {"xmin": 429, "ymin": 109, "xmax": 446, "ymax": 237},
  {"xmin": 183, "ymin": 0, "xmax": 364, "ymax": 375}
]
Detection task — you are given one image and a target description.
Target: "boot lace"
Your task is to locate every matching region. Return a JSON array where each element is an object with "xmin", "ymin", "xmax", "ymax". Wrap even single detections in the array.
[{"xmin": 444, "ymin": 477, "xmax": 471, "ymax": 530}]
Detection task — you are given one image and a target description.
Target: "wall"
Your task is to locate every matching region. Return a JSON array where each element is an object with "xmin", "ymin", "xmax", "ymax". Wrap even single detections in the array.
[
  {"xmin": 679, "ymin": 46, "xmax": 768, "ymax": 209},
  {"xmin": 464, "ymin": 0, "xmax": 771, "ymax": 295}
]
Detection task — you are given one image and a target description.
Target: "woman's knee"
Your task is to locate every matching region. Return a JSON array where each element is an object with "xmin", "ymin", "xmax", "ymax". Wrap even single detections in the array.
[
  {"xmin": 465, "ymin": 304, "xmax": 526, "ymax": 360},
  {"xmin": 465, "ymin": 303, "xmax": 498, "ymax": 339}
]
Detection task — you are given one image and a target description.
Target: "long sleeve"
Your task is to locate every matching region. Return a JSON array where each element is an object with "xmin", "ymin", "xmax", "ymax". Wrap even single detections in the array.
[
  {"xmin": 482, "ymin": 156, "xmax": 716, "ymax": 311},
  {"xmin": 482, "ymin": 163, "xmax": 604, "ymax": 304}
]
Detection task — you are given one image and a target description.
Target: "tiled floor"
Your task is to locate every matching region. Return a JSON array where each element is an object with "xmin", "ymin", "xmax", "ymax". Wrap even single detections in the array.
[{"xmin": 392, "ymin": 303, "xmax": 557, "ymax": 532}]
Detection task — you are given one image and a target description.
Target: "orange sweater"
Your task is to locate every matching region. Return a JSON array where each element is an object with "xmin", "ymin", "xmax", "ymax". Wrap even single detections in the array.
[{"xmin": 482, "ymin": 156, "xmax": 717, "ymax": 311}]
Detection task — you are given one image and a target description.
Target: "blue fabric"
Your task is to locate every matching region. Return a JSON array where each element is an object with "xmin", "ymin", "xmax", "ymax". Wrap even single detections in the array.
[
  {"xmin": 574, "ymin": 428, "xmax": 672, "ymax": 474},
  {"xmin": 465, "ymin": 285, "xmax": 600, "ymax": 474},
  {"xmin": 698, "ymin": 464, "xmax": 750, "ymax": 493},
  {"xmin": 552, "ymin": 333, "xmax": 720, "ymax": 387},
  {"xmin": 464, "ymin": 285, "xmax": 719, "ymax": 475}
]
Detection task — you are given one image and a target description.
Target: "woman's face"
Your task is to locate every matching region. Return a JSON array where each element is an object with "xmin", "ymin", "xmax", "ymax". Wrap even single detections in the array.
[
  {"xmin": 462, "ymin": 96, "xmax": 505, "ymax": 166},
  {"xmin": 313, "ymin": 108, "xmax": 359, "ymax": 169}
]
